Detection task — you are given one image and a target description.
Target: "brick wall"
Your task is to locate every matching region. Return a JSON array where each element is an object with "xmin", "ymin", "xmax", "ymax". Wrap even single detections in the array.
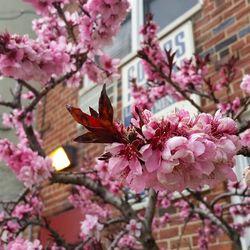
[{"xmin": 37, "ymin": 0, "xmax": 250, "ymax": 248}]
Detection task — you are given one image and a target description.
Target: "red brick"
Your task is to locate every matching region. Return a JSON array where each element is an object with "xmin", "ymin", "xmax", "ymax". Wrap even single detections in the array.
[
  {"xmin": 159, "ymin": 227, "xmax": 179, "ymax": 239},
  {"xmin": 209, "ymin": 243, "xmax": 234, "ymax": 250},
  {"xmin": 204, "ymin": 33, "xmax": 225, "ymax": 49},
  {"xmin": 170, "ymin": 237, "xmax": 192, "ymax": 249}
]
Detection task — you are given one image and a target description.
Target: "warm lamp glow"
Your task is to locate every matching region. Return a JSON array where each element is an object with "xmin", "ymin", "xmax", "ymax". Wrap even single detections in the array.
[{"xmin": 49, "ymin": 147, "xmax": 71, "ymax": 171}]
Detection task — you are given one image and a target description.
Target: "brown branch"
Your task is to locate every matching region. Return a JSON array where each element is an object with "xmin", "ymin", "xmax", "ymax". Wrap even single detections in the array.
[
  {"xmin": 22, "ymin": 124, "xmax": 45, "ymax": 156},
  {"xmin": 210, "ymin": 188, "xmax": 249, "ymax": 207},
  {"xmin": 138, "ymin": 52, "xmax": 204, "ymax": 113},
  {"xmin": 20, "ymin": 53, "xmax": 87, "ymax": 120},
  {"xmin": 108, "ymin": 230, "xmax": 127, "ymax": 250},
  {"xmin": 18, "ymin": 79, "xmax": 39, "ymax": 97},
  {"xmin": 222, "ymin": 202, "xmax": 249, "ymax": 210},
  {"xmin": 103, "ymin": 217, "xmax": 125, "ymax": 227},
  {"xmin": 0, "ymin": 100, "xmax": 17, "ymax": 108},
  {"xmin": 51, "ymin": 172, "xmax": 136, "ymax": 219},
  {"xmin": 144, "ymin": 189, "xmax": 157, "ymax": 229},
  {"xmin": 193, "ymin": 208, "xmax": 233, "ymax": 236},
  {"xmin": 54, "ymin": 4, "xmax": 77, "ymax": 43},
  {"xmin": 234, "ymin": 96, "xmax": 250, "ymax": 120},
  {"xmin": 237, "ymin": 146, "xmax": 250, "ymax": 157}
]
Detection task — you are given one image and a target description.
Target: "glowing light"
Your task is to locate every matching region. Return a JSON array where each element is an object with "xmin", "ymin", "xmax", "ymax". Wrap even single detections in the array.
[{"xmin": 49, "ymin": 147, "xmax": 71, "ymax": 171}]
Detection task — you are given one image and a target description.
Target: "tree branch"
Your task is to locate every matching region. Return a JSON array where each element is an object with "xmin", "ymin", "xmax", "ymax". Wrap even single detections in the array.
[
  {"xmin": 18, "ymin": 79, "xmax": 39, "ymax": 97},
  {"xmin": 234, "ymin": 96, "xmax": 250, "ymax": 120},
  {"xmin": 108, "ymin": 230, "xmax": 127, "ymax": 250},
  {"xmin": 145, "ymin": 189, "xmax": 157, "ymax": 229},
  {"xmin": 237, "ymin": 146, "xmax": 250, "ymax": 157},
  {"xmin": 20, "ymin": 53, "xmax": 87, "ymax": 120},
  {"xmin": 51, "ymin": 172, "xmax": 136, "ymax": 219},
  {"xmin": 22, "ymin": 124, "xmax": 45, "ymax": 156},
  {"xmin": 138, "ymin": 52, "xmax": 204, "ymax": 113}
]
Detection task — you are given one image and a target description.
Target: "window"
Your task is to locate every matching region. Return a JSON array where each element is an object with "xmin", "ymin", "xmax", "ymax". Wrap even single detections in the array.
[
  {"xmin": 104, "ymin": 13, "xmax": 132, "ymax": 59},
  {"xmin": 233, "ymin": 156, "xmax": 250, "ymax": 250},
  {"xmin": 143, "ymin": 0, "xmax": 199, "ymax": 31},
  {"xmin": 78, "ymin": 83, "xmax": 117, "ymax": 116},
  {"xmin": 102, "ymin": 0, "xmax": 202, "ymax": 61}
]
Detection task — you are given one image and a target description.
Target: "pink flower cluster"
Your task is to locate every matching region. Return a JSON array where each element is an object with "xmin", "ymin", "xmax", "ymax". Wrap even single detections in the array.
[
  {"xmin": 0, "ymin": 139, "xmax": 53, "ymax": 188},
  {"xmin": 107, "ymin": 110, "xmax": 240, "ymax": 192},
  {"xmin": 0, "ymin": 33, "xmax": 70, "ymax": 84},
  {"xmin": 131, "ymin": 82, "xmax": 163, "ymax": 112},
  {"xmin": 126, "ymin": 219, "xmax": 142, "ymax": 238},
  {"xmin": 11, "ymin": 196, "xmax": 43, "ymax": 220},
  {"xmin": 80, "ymin": 214, "xmax": 104, "ymax": 240},
  {"xmin": 139, "ymin": 16, "xmax": 179, "ymax": 99},
  {"xmin": 217, "ymin": 97, "xmax": 240, "ymax": 115},
  {"xmin": 82, "ymin": 54, "xmax": 120, "ymax": 84},
  {"xmin": 94, "ymin": 160, "xmax": 122, "ymax": 193},
  {"xmin": 197, "ymin": 220, "xmax": 222, "ymax": 250},
  {"xmin": 2, "ymin": 109, "xmax": 38, "ymax": 145},
  {"xmin": 24, "ymin": 0, "xmax": 72, "ymax": 15},
  {"xmin": 240, "ymin": 74, "xmax": 250, "ymax": 94},
  {"xmin": 68, "ymin": 185, "xmax": 110, "ymax": 218},
  {"xmin": 116, "ymin": 234, "xmax": 138, "ymax": 250},
  {"xmin": 7, "ymin": 238, "xmax": 42, "ymax": 250},
  {"xmin": 79, "ymin": 0, "xmax": 130, "ymax": 50},
  {"xmin": 32, "ymin": 15, "xmax": 67, "ymax": 43},
  {"xmin": 173, "ymin": 58, "xmax": 208, "ymax": 89},
  {"xmin": 240, "ymin": 128, "xmax": 250, "ymax": 147}
]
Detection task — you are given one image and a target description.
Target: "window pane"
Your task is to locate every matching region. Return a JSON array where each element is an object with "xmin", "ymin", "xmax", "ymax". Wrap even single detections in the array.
[
  {"xmin": 103, "ymin": 13, "xmax": 132, "ymax": 59},
  {"xmin": 143, "ymin": 0, "xmax": 199, "ymax": 31}
]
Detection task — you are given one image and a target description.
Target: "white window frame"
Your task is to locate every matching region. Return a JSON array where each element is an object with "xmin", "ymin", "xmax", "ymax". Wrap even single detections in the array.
[
  {"xmin": 232, "ymin": 109, "xmax": 250, "ymax": 250},
  {"xmin": 120, "ymin": 0, "xmax": 203, "ymax": 66}
]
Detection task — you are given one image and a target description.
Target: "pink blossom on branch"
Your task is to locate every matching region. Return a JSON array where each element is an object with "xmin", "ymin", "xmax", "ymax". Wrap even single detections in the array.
[
  {"xmin": 240, "ymin": 74, "xmax": 250, "ymax": 94},
  {"xmin": 80, "ymin": 214, "xmax": 104, "ymax": 240},
  {"xmin": 0, "ymin": 139, "xmax": 53, "ymax": 188},
  {"xmin": 79, "ymin": 0, "xmax": 130, "ymax": 51},
  {"xmin": 68, "ymin": 87, "xmax": 240, "ymax": 193},
  {"xmin": 240, "ymin": 128, "xmax": 250, "ymax": 147},
  {"xmin": 106, "ymin": 109, "xmax": 240, "ymax": 192},
  {"xmin": 0, "ymin": 33, "xmax": 70, "ymax": 84},
  {"xmin": 7, "ymin": 238, "xmax": 42, "ymax": 250},
  {"xmin": 126, "ymin": 219, "xmax": 142, "ymax": 238}
]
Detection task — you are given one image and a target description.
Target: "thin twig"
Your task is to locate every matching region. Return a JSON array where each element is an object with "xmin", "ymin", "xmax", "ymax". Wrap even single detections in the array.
[
  {"xmin": 234, "ymin": 96, "xmax": 250, "ymax": 120},
  {"xmin": 18, "ymin": 79, "xmax": 39, "ymax": 97},
  {"xmin": 138, "ymin": 52, "xmax": 204, "ymax": 113},
  {"xmin": 145, "ymin": 189, "xmax": 157, "ymax": 229},
  {"xmin": 108, "ymin": 230, "xmax": 127, "ymax": 250}
]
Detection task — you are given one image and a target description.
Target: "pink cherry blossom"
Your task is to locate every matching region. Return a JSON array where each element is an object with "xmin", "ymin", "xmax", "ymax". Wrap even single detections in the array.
[
  {"xmin": 12, "ymin": 204, "xmax": 33, "ymax": 220},
  {"xmin": 107, "ymin": 143, "xmax": 143, "ymax": 186},
  {"xmin": 80, "ymin": 214, "xmax": 104, "ymax": 240},
  {"xmin": 126, "ymin": 219, "xmax": 142, "ymax": 238},
  {"xmin": 240, "ymin": 74, "xmax": 250, "ymax": 94},
  {"xmin": 7, "ymin": 238, "xmax": 42, "ymax": 250},
  {"xmin": 240, "ymin": 129, "xmax": 250, "ymax": 147},
  {"xmin": 0, "ymin": 139, "xmax": 53, "ymax": 188},
  {"xmin": 79, "ymin": 0, "xmax": 130, "ymax": 50},
  {"xmin": 105, "ymin": 109, "xmax": 240, "ymax": 192},
  {"xmin": 0, "ymin": 33, "xmax": 70, "ymax": 84}
]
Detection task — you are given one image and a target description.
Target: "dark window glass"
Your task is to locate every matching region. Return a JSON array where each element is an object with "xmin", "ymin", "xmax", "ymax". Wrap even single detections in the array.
[
  {"xmin": 104, "ymin": 13, "xmax": 132, "ymax": 59},
  {"xmin": 143, "ymin": 0, "xmax": 199, "ymax": 31}
]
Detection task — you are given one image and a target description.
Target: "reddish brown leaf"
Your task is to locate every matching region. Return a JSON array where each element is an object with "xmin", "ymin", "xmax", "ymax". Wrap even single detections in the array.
[
  {"xmin": 66, "ymin": 105, "xmax": 103, "ymax": 128},
  {"xmin": 89, "ymin": 107, "xmax": 99, "ymax": 118},
  {"xmin": 74, "ymin": 132, "xmax": 119, "ymax": 143},
  {"xmin": 98, "ymin": 84, "xmax": 113, "ymax": 122}
]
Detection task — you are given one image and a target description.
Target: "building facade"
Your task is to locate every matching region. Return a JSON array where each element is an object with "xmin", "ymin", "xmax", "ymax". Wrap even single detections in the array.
[
  {"xmin": 37, "ymin": 0, "xmax": 250, "ymax": 249},
  {"xmin": 0, "ymin": 0, "xmax": 36, "ymax": 201}
]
